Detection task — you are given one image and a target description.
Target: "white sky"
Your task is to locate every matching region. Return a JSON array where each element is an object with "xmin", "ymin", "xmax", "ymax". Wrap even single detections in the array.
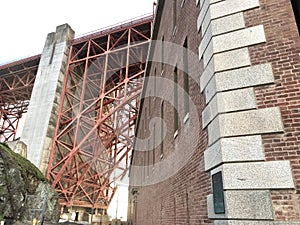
[
  {"xmin": 1, "ymin": 0, "xmax": 154, "ymax": 221},
  {"xmin": 0, "ymin": 0, "xmax": 153, "ymax": 65}
]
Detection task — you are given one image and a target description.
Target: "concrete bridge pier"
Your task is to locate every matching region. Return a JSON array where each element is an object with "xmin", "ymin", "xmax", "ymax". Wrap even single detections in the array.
[{"xmin": 21, "ymin": 24, "xmax": 74, "ymax": 174}]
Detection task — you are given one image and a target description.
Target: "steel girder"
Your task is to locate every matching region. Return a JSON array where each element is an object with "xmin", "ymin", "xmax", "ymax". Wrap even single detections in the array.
[
  {"xmin": 0, "ymin": 56, "xmax": 40, "ymax": 142},
  {"xmin": 47, "ymin": 16, "xmax": 152, "ymax": 209}
]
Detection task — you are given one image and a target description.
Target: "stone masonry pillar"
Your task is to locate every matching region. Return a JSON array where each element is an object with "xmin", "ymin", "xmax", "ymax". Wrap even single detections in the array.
[
  {"xmin": 197, "ymin": 0, "xmax": 295, "ymax": 224},
  {"xmin": 21, "ymin": 24, "xmax": 74, "ymax": 174}
]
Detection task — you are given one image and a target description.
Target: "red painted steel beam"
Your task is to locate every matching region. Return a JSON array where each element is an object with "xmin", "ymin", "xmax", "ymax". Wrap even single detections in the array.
[
  {"xmin": 0, "ymin": 56, "xmax": 40, "ymax": 142},
  {"xmin": 47, "ymin": 17, "xmax": 152, "ymax": 209}
]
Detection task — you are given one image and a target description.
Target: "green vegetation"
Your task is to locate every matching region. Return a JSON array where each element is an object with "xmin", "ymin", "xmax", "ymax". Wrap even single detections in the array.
[{"xmin": 0, "ymin": 143, "xmax": 46, "ymax": 181}]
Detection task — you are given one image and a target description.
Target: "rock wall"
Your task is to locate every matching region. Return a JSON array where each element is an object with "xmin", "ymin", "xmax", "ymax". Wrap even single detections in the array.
[{"xmin": 0, "ymin": 143, "xmax": 60, "ymax": 224}]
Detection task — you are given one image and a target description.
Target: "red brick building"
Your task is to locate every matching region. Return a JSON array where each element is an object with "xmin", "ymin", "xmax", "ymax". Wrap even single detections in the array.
[{"xmin": 128, "ymin": 0, "xmax": 300, "ymax": 224}]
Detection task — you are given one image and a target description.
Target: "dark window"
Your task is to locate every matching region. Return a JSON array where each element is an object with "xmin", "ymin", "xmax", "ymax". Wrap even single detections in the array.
[
  {"xmin": 162, "ymin": 36, "xmax": 165, "ymax": 71},
  {"xmin": 149, "ymin": 97, "xmax": 151, "ymax": 115},
  {"xmin": 153, "ymin": 124, "xmax": 156, "ymax": 164},
  {"xmin": 174, "ymin": 67, "xmax": 178, "ymax": 132},
  {"xmin": 186, "ymin": 192, "xmax": 190, "ymax": 225},
  {"xmin": 144, "ymin": 107, "xmax": 147, "ymax": 132},
  {"xmin": 147, "ymin": 139, "xmax": 150, "ymax": 175},
  {"xmin": 174, "ymin": 197, "xmax": 177, "ymax": 223},
  {"xmin": 154, "ymin": 68, "xmax": 157, "ymax": 97},
  {"xmin": 183, "ymin": 38, "xmax": 189, "ymax": 115},
  {"xmin": 173, "ymin": 0, "xmax": 177, "ymax": 30},
  {"xmin": 143, "ymin": 156, "xmax": 146, "ymax": 182},
  {"xmin": 75, "ymin": 212, "xmax": 79, "ymax": 221},
  {"xmin": 160, "ymin": 101, "xmax": 164, "ymax": 157},
  {"xmin": 292, "ymin": 0, "xmax": 300, "ymax": 34}
]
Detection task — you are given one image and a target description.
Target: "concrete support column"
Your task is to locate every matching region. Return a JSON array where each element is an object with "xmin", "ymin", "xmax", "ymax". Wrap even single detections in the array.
[
  {"xmin": 197, "ymin": 0, "xmax": 295, "ymax": 223},
  {"xmin": 21, "ymin": 24, "xmax": 74, "ymax": 174}
]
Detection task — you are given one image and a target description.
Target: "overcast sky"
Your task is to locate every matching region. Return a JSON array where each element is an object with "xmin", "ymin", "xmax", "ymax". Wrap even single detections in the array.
[{"xmin": 0, "ymin": 0, "xmax": 153, "ymax": 65}]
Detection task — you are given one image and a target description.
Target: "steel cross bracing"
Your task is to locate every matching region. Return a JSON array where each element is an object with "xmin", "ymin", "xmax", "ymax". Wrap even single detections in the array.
[
  {"xmin": 47, "ymin": 16, "xmax": 152, "ymax": 209},
  {"xmin": 0, "ymin": 55, "xmax": 40, "ymax": 142}
]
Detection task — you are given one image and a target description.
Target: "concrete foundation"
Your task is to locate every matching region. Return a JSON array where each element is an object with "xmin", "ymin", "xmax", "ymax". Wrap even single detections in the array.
[{"xmin": 6, "ymin": 140, "xmax": 27, "ymax": 158}]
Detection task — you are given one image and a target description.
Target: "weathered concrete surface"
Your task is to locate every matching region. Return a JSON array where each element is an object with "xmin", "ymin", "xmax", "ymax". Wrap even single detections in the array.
[
  {"xmin": 21, "ymin": 24, "xmax": 74, "ymax": 174},
  {"xmin": 6, "ymin": 140, "xmax": 27, "ymax": 158}
]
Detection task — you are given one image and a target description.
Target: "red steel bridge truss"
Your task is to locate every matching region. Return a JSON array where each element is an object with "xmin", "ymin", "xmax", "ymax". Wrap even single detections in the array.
[
  {"xmin": 0, "ymin": 55, "xmax": 40, "ymax": 142},
  {"xmin": 47, "ymin": 16, "xmax": 152, "ymax": 208},
  {"xmin": 0, "ymin": 16, "xmax": 152, "ymax": 209}
]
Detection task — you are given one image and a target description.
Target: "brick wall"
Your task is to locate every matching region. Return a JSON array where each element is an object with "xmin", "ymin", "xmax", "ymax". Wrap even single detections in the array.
[
  {"xmin": 128, "ymin": 0, "xmax": 212, "ymax": 224},
  {"xmin": 245, "ymin": 0, "xmax": 300, "ymax": 221},
  {"xmin": 130, "ymin": 0, "xmax": 300, "ymax": 224}
]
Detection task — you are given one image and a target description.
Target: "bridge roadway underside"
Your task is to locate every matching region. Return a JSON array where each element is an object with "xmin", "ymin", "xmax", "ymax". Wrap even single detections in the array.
[
  {"xmin": 0, "ymin": 15, "xmax": 152, "ymax": 210},
  {"xmin": 0, "ymin": 55, "xmax": 40, "ymax": 142}
]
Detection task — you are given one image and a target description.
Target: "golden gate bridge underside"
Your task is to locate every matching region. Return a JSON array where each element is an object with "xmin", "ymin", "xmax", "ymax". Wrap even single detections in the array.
[{"xmin": 0, "ymin": 16, "xmax": 152, "ymax": 209}]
